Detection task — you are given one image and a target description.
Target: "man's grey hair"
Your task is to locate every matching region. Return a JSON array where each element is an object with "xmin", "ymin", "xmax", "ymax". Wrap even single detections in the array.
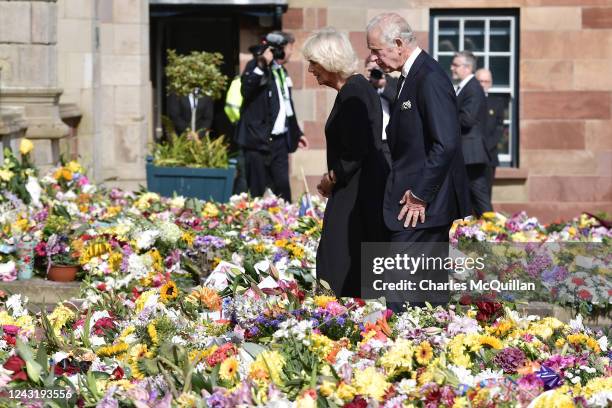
[
  {"xmin": 366, "ymin": 13, "xmax": 416, "ymax": 47},
  {"xmin": 455, "ymin": 51, "xmax": 477, "ymax": 72}
]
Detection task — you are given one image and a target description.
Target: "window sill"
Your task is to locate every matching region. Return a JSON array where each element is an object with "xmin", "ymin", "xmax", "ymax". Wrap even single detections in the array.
[{"xmin": 495, "ymin": 167, "xmax": 528, "ymax": 180}]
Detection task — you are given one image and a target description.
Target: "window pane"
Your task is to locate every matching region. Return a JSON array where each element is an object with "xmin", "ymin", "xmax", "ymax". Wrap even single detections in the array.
[
  {"xmin": 438, "ymin": 20, "xmax": 459, "ymax": 52},
  {"xmin": 497, "ymin": 124, "xmax": 510, "ymax": 156},
  {"xmin": 490, "ymin": 20, "xmax": 511, "ymax": 52},
  {"xmin": 437, "ymin": 55, "xmax": 454, "ymax": 79},
  {"xmin": 464, "ymin": 20, "xmax": 484, "ymax": 52},
  {"xmin": 490, "ymin": 56, "xmax": 510, "ymax": 87}
]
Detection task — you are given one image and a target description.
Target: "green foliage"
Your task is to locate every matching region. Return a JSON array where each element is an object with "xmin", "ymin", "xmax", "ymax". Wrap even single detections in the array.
[
  {"xmin": 165, "ymin": 49, "xmax": 228, "ymax": 100},
  {"xmin": 152, "ymin": 118, "xmax": 230, "ymax": 169},
  {"xmin": 0, "ymin": 147, "xmax": 37, "ymax": 204}
]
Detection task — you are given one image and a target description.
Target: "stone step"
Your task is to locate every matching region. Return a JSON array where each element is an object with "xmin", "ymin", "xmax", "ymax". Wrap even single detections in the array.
[{"xmin": 0, "ymin": 278, "xmax": 82, "ymax": 312}]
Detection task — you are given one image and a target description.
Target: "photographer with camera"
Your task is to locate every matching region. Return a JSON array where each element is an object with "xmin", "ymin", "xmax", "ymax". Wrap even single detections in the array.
[
  {"xmin": 236, "ymin": 31, "xmax": 308, "ymax": 202},
  {"xmin": 365, "ymin": 55, "xmax": 397, "ymax": 166}
]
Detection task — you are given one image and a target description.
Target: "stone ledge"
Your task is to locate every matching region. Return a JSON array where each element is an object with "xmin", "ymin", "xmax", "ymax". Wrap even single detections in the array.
[
  {"xmin": 495, "ymin": 167, "xmax": 528, "ymax": 180},
  {"xmin": 0, "ymin": 278, "xmax": 81, "ymax": 311}
]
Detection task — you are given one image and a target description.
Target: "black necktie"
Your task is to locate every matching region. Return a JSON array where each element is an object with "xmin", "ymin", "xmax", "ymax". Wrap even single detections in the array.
[{"xmin": 395, "ymin": 75, "xmax": 405, "ymax": 101}]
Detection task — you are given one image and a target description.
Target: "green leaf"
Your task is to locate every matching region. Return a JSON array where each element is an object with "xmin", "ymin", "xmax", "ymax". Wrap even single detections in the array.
[
  {"xmin": 25, "ymin": 359, "xmax": 42, "ymax": 383},
  {"xmin": 210, "ymin": 363, "xmax": 220, "ymax": 388},
  {"xmin": 242, "ymin": 342, "xmax": 266, "ymax": 358}
]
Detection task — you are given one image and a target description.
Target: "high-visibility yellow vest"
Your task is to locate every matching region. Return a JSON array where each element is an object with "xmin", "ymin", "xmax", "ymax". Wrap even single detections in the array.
[{"xmin": 224, "ymin": 76, "xmax": 242, "ymax": 124}]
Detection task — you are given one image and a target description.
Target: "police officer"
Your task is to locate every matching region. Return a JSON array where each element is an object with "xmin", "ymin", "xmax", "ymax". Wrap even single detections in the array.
[{"xmin": 236, "ymin": 31, "xmax": 308, "ymax": 201}]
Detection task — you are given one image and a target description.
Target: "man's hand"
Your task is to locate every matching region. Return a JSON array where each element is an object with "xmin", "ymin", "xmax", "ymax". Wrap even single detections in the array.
[
  {"xmin": 257, "ymin": 47, "xmax": 274, "ymax": 68},
  {"xmin": 397, "ymin": 190, "xmax": 426, "ymax": 228},
  {"xmin": 298, "ymin": 136, "xmax": 309, "ymax": 149},
  {"xmin": 317, "ymin": 171, "xmax": 336, "ymax": 198}
]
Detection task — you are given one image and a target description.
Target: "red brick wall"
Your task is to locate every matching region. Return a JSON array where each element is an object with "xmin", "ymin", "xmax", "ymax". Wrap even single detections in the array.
[{"xmin": 284, "ymin": 1, "xmax": 612, "ymax": 222}]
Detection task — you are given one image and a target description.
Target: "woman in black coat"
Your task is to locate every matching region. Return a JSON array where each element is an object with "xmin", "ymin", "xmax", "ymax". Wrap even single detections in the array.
[{"xmin": 303, "ymin": 28, "xmax": 389, "ymax": 297}]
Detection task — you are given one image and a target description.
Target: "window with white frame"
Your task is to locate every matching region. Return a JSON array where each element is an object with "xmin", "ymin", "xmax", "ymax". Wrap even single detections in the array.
[{"xmin": 431, "ymin": 10, "xmax": 519, "ymax": 167}]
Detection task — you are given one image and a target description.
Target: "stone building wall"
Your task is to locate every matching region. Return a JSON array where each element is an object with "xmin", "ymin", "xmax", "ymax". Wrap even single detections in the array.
[
  {"xmin": 285, "ymin": 0, "xmax": 612, "ymax": 222},
  {"xmin": 56, "ymin": 0, "xmax": 150, "ymax": 190}
]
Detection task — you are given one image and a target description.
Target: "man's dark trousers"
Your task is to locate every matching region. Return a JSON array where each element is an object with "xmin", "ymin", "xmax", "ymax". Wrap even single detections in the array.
[{"xmin": 244, "ymin": 135, "xmax": 291, "ymax": 201}]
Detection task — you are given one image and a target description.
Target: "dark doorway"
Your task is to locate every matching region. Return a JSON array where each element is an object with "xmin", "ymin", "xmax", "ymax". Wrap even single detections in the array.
[{"xmin": 150, "ymin": 2, "xmax": 286, "ymax": 144}]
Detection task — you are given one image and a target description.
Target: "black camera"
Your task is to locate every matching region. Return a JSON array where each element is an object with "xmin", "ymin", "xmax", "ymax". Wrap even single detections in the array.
[
  {"xmin": 264, "ymin": 32, "xmax": 287, "ymax": 61},
  {"xmin": 370, "ymin": 68, "xmax": 384, "ymax": 80}
]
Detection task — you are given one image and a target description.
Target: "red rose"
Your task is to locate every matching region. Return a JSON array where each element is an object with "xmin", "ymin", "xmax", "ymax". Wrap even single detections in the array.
[
  {"xmin": 572, "ymin": 278, "xmax": 586, "ymax": 286},
  {"xmin": 578, "ymin": 289, "xmax": 592, "ymax": 301},
  {"xmin": 343, "ymin": 397, "xmax": 367, "ymax": 408},
  {"xmin": 97, "ymin": 283, "xmax": 107, "ymax": 291},
  {"xmin": 3, "ymin": 355, "xmax": 27, "ymax": 381},
  {"xmin": 111, "ymin": 366, "xmax": 124, "ymax": 380}
]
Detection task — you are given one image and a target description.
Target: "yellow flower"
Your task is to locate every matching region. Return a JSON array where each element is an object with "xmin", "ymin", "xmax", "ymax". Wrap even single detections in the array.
[
  {"xmin": 313, "ymin": 295, "xmax": 336, "ymax": 308},
  {"xmin": 0, "ymin": 169, "xmax": 14, "ymax": 182},
  {"xmin": 477, "ymin": 335, "xmax": 503, "ymax": 350},
  {"xmin": 219, "ymin": 357, "xmax": 239, "ymax": 382},
  {"xmin": 336, "ymin": 382, "xmax": 357, "ymax": 401},
  {"xmin": 581, "ymin": 377, "xmax": 612, "ymax": 400},
  {"xmin": 160, "ymin": 280, "xmax": 179, "ymax": 303},
  {"xmin": 380, "ymin": 338, "xmax": 414, "ymax": 376},
  {"xmin": 135, "ymin": 289, "xmax": 157, "ymax": 313},
  {"xmin": 47, "ymin": 304, "xmax": 76, "ymax": 336},
  {"xmin": 249, "ymin": 350, "xmax": 285, "ymax": 385},
  {"xmin": 19, "ymin": 138, "xmax": 34, "ymax": 155},
  {"xmin": 66, "ymin": 160, "xmax": 82, "ymax": 173},
  {"xmin": 202, "ymin": 202, "xmax": 219, "ymax": 217},
  {"xmin": 531, "ymin": 389, "xmax": 576, "ymax": 408},
  {"xmin": 296, "ymin": 390, "xmax": 317, "ymax": 408},
  {"xmin": 352, "ymin": 366, "xmax": 390, "ymax": 401},
  {"xmin": 319, "ymin": 380, "xmax": 336, "ymax": 397},
  {"xmin": 97, "ymin": 342, "xmax": 129, "ymax": 358},
  {"xmin": 182, "ymin": 232, "xmax": 194, "ymax": 247},
  {"xmin": 176, "ymin": 392, "xmax": 198, "ymax": 408},
  {"xmin": 129, "ymin": 344, "xmax": 150, "ymax": 379},
  {"xmin": 416, "ymin": 341, "xmax": 434, "ymax": 365},
  {"xmin": 108, "ymin": 252, "xmax": 123, "ymax": 272},
  {"xmin": 481, "ymin": 211, "xmax": 497, "ymax": 220},
  {"xmin": 309, "ymin": 333, "xmax": 334, "ymax": 360},
  {"xmin": 147, "ymin": 322, "xmax": 159, "ymax": 347}
]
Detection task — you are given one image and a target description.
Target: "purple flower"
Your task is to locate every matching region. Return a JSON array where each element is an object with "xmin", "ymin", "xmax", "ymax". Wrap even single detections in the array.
[
  {"xmin": 206, "ymin": 389, "xmax": 231, "ymax": 408},
  {"xmin": 493, "ymin": 347, "xmax": 526, "ymax": 374},
  {"xmin": 517, "ymin": 373, "xmax": 544, "ymax": 389},
  {"xmin": 526, "ymin": 254, "xmax": 552, "ymax": 278}
]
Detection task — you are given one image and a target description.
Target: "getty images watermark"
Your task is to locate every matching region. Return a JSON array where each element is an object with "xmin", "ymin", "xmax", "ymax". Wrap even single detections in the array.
[
  {"xmin": 359, "ymin": 242, "xmax": 551, "ymax": 303},
  {"xmin": 370, "ymin": 252, "xmax": 536, "ymax": 293}
]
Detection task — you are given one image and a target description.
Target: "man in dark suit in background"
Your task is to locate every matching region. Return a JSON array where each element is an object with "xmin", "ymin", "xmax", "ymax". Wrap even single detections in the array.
[
  {"xmin": 476, "ymin": 68, "xmax": 505, "ymax": 202},
  {"xmin": 367, "ymin": 13, "xmax": 471, "ymax": 309},
  {"xmin": 167, "ymin": 91, "xmax": 214, "ymax": 136},
  {"xmin": 451, "ymin": 51, "xmax": 493, "ymax": 216},
  {"xmin": 236, "ymin": 31, "xmax": 308, "ymax": 201}
]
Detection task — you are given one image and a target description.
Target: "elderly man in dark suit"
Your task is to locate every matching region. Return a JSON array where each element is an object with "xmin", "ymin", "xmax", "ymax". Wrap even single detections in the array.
[
  {"xmin": 167, "ymin": 92, "xmax": 214, "ymax": 136},
  {"xmin": 367, "ymin": 13, "xmax": 471, "ymax": 309},
  {"xmin": 476, "ymin": 68, "xmax": 505, "ymax": 202},
  {"xmin": 451, "ymin": 51, "xmax": 493, "ymax": 216}
]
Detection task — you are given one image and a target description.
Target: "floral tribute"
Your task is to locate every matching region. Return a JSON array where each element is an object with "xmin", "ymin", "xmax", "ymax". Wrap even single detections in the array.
[{"xmin": 0, "ymin": 148, "xmax": 610, "ymax": 407}]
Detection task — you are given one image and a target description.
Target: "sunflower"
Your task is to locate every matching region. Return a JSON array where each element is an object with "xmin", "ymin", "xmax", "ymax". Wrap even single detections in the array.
[
  {"xmin": 219, "ymin": 356, "xmax": 239, "ymax": 382},
  {"xmin": 478, "ymin": 335, "xmax": 503, "ymax": 350},
  {"xmin": 96, "ymin": 342, "xmax": 129, "ymax": 358},
  {"xmin": 160, "ymin": 281, "xmax": 179, "ymax": 303},
  {"xmin": 415, "ymin": 341, "xmax": 433, "ymax": 365}
]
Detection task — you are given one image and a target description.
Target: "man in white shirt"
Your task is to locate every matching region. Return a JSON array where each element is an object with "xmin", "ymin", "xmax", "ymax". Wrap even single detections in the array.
[{"xmin": 236, "ymin": 31, "xmax": 308, "ymax": 201}]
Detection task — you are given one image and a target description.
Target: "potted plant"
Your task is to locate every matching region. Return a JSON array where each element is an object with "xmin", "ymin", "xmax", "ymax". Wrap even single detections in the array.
[
  {"xmin": 146, "ymin": 49, "xmax": 236, "ymax": 202},
  {"xmin": 45, "ymin": 233, "xmax": 79, "ymax": 282},
  {"xmin": 38, "ymin": 209, "xmax": 80, "ymax": 282}
]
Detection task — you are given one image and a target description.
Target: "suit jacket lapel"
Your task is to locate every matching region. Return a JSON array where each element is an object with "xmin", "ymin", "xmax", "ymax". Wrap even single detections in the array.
[{"xmin": 388, "ymin": 51, "xmax": 428, "ymax": 150}]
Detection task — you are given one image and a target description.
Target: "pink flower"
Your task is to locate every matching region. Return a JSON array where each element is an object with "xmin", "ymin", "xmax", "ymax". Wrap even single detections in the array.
[{"xmin": 325, "ymin": 301, "xmax": 346, "ymax": 316}]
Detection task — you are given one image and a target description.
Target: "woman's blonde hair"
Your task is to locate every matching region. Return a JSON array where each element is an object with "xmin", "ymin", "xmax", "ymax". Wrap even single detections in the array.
[{"xmin": 302, "ymin": 28, "xmax": 358, "ymax": 79}]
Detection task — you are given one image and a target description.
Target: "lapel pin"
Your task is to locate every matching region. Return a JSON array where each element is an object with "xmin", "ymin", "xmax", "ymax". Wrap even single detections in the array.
[{"xmin": 401, "ymin": 100, "xmax": 412, "ymax": 110}]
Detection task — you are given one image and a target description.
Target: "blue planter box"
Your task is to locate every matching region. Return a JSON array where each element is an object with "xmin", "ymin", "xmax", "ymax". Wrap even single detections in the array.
[{"xmin": 145, "ymin": 156, "xmax": 236, "ymax": 202}]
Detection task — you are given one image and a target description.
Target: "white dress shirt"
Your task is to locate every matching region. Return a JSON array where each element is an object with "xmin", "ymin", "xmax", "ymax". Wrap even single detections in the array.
[
  {"xmin": 252, "ymin": 64, "xmax": 294, "ymax": 135},
  {"xmin": 455, "ymin": 74, "xmax": 474, "ymax": 95},
  {"xmin": 378, "ymin": 88, "xmax": 391, "ymax": 141},
  {"xmin": 397, "ymin": 46, "xmax": 422, "ymax": 96}
]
